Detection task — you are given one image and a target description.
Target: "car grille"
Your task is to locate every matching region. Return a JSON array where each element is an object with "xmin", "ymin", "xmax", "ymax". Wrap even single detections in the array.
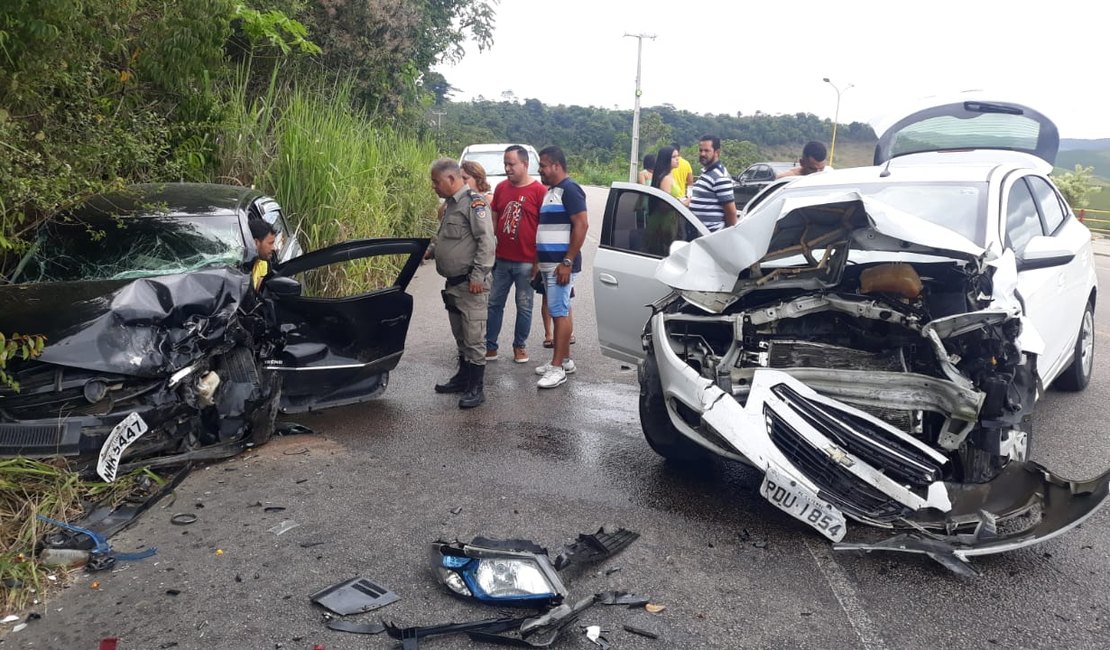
[
  {"xmin": 765, "ymin": 405, "xmax": 909, "ymax": 524},
  {"xmin": 0, "ymin": 363, "xmax": 162, "ymax": 420},
  {"xmin": 770, "ymin": 384, "xmax": 944, "ymax": 486}
]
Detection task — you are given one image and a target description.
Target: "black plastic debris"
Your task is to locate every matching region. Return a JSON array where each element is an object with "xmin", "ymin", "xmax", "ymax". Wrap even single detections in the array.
[
  {"xmin": 326, "ymin": 620, "xmax": 387, "ymax": 635},
  {"xmin": 553, "ymin": 527, "xmax": 640, "ymax": 571},
  {"xmin": 170, "ymin": 513, "xmax": 197, "ymax": 526},
  {"xmin": 275, "ymin": 422, "xmax": 314, "ymax": 437},
  {"xmin": 309, "ymin": 577, "xmax": 399, "ymax": 616}
]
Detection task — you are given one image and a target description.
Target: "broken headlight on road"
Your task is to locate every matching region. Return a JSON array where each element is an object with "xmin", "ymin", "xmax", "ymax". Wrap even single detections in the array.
[{"xmin": 432, "ymin": 538, "xmax": 568, "ymax": 607}]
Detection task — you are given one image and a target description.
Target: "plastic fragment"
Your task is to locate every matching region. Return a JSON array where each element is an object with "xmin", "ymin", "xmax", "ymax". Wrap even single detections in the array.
[
  {"xmin": 90, "ymin": 581, "xmax": 101, "ymax": 590},
  {"xmin": 2, "ymin": 615, "xmax": 19, "ymax": 624},
  {"xmin": 12, "ymin": 623, "xmax": 27, "ymax": 633},
  {"xmin": 269, "ymin": 520, "xmax": 300, "ymax": 536},
  {"xmin": 645, "ymin": 603, "xmax": 666, "ymax": 614},
  {"xmin": 215, "ymin": 549, "xmax": 224, "ymax": 556}
]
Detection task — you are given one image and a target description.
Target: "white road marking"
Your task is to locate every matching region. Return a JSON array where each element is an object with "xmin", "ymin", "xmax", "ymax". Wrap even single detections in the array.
[{"xmin": 804, "ymin": 538, "xmax": 888, "ymax": 650}]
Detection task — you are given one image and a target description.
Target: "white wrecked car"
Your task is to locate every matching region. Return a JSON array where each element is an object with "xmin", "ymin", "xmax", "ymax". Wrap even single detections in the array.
[{"xmin": 594, "ymin": 98, "xmax": 1106, "ymax": 574}]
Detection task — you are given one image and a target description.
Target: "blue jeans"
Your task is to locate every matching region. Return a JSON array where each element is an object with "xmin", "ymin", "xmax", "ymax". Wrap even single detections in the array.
[
  {"xmin": 542, "ymin": 270, "xmax": 577, "ymax": 318},
  {"xmin": 485, "ymin": 260, "xmax": 535, "ymax": 351}
]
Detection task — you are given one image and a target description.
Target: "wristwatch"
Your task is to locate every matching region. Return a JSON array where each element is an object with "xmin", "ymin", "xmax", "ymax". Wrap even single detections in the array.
[{"xmin": 561, "ymin": 258, "xmax": 573, "ymax": 267}]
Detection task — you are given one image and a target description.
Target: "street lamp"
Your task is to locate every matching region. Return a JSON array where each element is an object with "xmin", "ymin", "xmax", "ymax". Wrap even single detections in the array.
[{"xmin": 822, "ymin": 77, "xmax": 853, "ymax": 167}]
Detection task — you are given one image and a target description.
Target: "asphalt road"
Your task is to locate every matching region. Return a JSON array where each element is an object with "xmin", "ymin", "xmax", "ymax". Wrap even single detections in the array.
[{"xmin": 10, "ymin": 186, "xmax": 1110, "ymax": 650}]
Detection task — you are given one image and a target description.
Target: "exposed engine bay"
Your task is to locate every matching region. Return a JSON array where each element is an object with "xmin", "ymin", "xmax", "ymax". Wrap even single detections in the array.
[{"xmin": 646, "ymin": 237, "xmax": 1108, "ymax": 574}]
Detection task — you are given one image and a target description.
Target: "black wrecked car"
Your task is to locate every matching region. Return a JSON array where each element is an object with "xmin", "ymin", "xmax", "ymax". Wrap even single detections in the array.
[
  {"xmin": 732, "ymin": 161, "xmax": 795, "ymax": 206},
  {"xmin": 0, "ymin": 183, "xmax": 427, "ymax": 480}
]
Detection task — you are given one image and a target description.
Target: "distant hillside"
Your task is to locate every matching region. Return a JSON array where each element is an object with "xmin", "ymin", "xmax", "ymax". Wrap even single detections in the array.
[
  {"xmin": 1057, "ymin": 149, "xmax": 1110, "ymax": 179},
  {"xmin": 761, "ymin": 141, "xmax": 876, "ymax": 169},
  {"xmin": 1061, "ymin": 138, "xmax": 1110, "ymax": 151}
]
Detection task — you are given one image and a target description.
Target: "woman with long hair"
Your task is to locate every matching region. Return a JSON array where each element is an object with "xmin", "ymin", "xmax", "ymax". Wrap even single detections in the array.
[
  {"xmin": 644, "ymin": 146, "xmax": 684, "ymax": 255},
  {"xmin": 650, "ymin": 146, "xmax": 683, "ymax": 199},
  {"xmin": 461, "ymin": 160, "xmax": 494, "ymax": 205}
]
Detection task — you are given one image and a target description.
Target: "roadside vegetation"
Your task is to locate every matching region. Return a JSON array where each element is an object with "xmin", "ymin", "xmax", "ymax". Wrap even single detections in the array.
[{"xmin": 0, "ymin": 0, "xmax": 495, "ymax": 609}]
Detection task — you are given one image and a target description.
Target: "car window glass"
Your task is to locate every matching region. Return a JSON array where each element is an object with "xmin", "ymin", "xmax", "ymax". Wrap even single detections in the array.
[
  {"xmin": 1005, "ymin": 179, "xmax": 1043, "ymax": 253},
  {"xmin": 1026, "ymin": 176, "xmax": 1066, "ymax": 234},
  {"xmin": 605, "ymin": 189, "xmax": 689, "ymax": 257},
  {"xmin": 753, "ymin": 166, "xmax": 774, "ymax": 182},
  {"xmin": 288, "ymin": 254, "xmax": 411, "ymax": 298},
  {"xmin": 739, "ymin": 169, "xmax": 755, "ymax": 182},
  {"xmin": 16, "ymin": 215, "xmax": 244, "ymax": 283}
]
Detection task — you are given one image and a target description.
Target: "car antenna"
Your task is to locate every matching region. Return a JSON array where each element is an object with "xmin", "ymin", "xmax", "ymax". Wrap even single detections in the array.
[{"xmin": 879, "ymin": 157, "xmax": 894, "ymax": 178}]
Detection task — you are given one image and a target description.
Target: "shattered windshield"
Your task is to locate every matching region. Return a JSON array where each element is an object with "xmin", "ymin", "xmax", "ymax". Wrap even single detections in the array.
[
  {"xmin": 13, "ymin": 215, "xmax": 245, "ymax": 283},
  {"xmin": 749, "ymin": 181, "xmax": 989, "ymax": 246}
]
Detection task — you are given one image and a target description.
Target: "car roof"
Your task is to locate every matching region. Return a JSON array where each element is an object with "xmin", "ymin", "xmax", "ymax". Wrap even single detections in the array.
[{"xmin": 70, "ymin": 183, "xmax": 263, "ymax": 219}]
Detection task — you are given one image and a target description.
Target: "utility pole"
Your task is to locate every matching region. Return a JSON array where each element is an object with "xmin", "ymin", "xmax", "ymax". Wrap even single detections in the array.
[
  {"xmin": 431, "ymin": 110, "xmax": 447, "ymax": 130},
  {"xmin": 625, "ymin": 32, "xmax": 655, "ymax": 183}
]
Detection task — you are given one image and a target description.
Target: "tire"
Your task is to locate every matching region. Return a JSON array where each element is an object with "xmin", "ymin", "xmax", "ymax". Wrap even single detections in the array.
[
  {"xmin": 1055, "ymin": 299, "xmax": 1095, "ymax": 392},
  {"xmin": 638, "ymin": 351, "xmax": 709, "ymax": 464}
]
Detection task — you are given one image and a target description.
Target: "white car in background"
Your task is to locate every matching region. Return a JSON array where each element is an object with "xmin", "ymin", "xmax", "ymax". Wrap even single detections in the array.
[
  {"xmin": 594, "ymin": 97, "xmax": 1104, "ymax": 574},
  {"xmin": 459, "ymin": 143, "xmax": 540, "ymax": 191}
]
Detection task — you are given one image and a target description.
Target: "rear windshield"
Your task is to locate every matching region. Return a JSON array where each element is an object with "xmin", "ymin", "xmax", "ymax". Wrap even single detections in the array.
[
  {"xmin": 13, "ymin": 215, "xmax": 245, "ymax": 283},
  {"xmin": 750, "ymin": 182, "xmax": 989, "ymax": 246},
  {"xmin": 462, "ymin": 150, "xmax": 540, "ymax": 176},
  {"xmin": 889, "ymin": 113, "xmax": 1043, "ymax": 158}
]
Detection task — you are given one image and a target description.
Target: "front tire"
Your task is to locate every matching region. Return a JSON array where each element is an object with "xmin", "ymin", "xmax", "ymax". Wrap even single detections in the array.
[
  {"xmin": 1056, "ymin": 300, "xmax": 1095, "ymax": 392},
  {"xmin": 638, "ymin": 351, "xmax": 709, "ymax": 464}
]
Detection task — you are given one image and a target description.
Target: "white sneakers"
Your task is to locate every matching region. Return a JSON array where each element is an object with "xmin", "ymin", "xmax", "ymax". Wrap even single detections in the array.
[
  {"xmin": 536, "ymin": 359, "xmax": 575, "ymax": 389},
  {"xmin": 534, "ymin": 359, "xmax": 576, "ymax": 376}
]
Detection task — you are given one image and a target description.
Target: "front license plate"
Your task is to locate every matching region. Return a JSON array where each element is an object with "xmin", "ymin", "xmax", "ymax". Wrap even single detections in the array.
[
  {"xmin": 96, "ymin": 412, "xmax": 150, "ymax": 483},
  {"xmin": 761, "ymin": 465, "xmax": 846, "ymax": 542}
]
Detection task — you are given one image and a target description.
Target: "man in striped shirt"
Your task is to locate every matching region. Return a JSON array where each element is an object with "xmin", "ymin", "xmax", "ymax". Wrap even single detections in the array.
[
  {"xmin": 688, "ymin": 135, "xmax": 738, "ymax": 235},
  {"xmin": 533, "ymin": 145, "xmax": 588, "ymax": 389}
]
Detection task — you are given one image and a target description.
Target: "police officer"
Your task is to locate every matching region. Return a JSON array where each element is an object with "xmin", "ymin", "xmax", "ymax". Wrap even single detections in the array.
[{"xmin": 425, "ymin": 159, "xmax": 497, "ymax": 408}]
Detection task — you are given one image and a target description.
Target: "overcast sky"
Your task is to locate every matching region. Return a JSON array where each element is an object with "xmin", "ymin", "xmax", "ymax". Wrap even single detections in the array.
[{"xmin": 434, "ymin": 0, "xmax": 1107, "ymax": 139}]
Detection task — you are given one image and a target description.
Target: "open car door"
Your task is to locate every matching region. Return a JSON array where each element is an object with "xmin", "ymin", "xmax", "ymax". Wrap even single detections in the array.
[
  {"xmin": 594, "ymin": 183, "xmax": 708, "ymax": 363},
  {"xmin": 269, "ymin": 238, "xmax": 428, "ymax": 413}
]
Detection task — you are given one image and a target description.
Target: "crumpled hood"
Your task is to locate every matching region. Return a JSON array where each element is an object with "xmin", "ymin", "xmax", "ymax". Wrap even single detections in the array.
[
  {"xmin": 0, "ymin": 268, "xmax": 250, "ymax": 377},
  {"xmin": 656, "ymin": 192, "xmax": 987, "ymax": 293}
]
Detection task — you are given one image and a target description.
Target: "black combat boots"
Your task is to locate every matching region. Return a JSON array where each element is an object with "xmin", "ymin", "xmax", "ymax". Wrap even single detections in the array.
[
  {"xmin": 458, "ymin": 362, "xmax": 486, "ymax": 409},
  {"xmin": 435, "ymin": 354, "xmax": 468, "ymax": 394}
]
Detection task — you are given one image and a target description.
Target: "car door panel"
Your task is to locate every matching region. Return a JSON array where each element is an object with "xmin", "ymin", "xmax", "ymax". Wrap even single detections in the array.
[
  {"xmin": 270, "ymin": 238, "xmax": 428, "ymax": 412},
  {"xmin": 594, "ymin": 183, "xmax": 707, "ymax": 363}
]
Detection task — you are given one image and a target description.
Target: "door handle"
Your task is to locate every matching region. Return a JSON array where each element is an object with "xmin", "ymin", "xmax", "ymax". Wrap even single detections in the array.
[{"xmin": 598, "ymin": 273, "xmax": 618, "ymax": 286}]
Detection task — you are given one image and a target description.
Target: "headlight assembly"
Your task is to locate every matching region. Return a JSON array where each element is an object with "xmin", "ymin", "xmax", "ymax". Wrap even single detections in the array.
[{"xmin": 432, "ymin": 539, "xmax": 567, "ymax": 607}]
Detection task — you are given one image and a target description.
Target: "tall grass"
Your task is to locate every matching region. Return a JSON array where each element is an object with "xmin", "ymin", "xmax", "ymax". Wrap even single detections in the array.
[
  {"xmin": 215, "ymin": 67, "xmax": 440, "ymax": 295},
  {"xmin": 0, "ymin": 459, "xmax": 163, "ymax": 610}
]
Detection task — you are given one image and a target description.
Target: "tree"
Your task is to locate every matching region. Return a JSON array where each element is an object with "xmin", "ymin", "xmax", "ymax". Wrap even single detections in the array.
[
  {"xmin": 294, "ymin": 0, "xmax": 496, "ymax": 117},
  {"xmin": 1053, "ymin": 165, "xmax": 1103, "ymax": 210}
]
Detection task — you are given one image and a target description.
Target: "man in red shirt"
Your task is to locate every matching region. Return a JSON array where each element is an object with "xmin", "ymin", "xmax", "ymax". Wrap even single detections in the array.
[{"xmin": 485, "ymin": 145, "xmax": 547, "ymax": 363}]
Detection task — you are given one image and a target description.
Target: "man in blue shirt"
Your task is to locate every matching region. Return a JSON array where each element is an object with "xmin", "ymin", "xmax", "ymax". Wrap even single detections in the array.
[
  {"xmin": 688, "ymin": 134, "xmax": 738, "ymax": 235},
  {"xmin": 533, "ymin": 145, "xmax": 588, "ymax": 389}
]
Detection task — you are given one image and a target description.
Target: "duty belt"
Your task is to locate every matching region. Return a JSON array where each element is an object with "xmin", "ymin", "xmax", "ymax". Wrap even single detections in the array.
[{"xmin": 446, "ymin": 273, "xmax": 470, "ymax": 287}]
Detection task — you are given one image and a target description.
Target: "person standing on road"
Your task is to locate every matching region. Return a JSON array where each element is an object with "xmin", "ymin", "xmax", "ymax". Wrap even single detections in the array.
[
  {"xmin": 687, "ymin": 134, "xmax": 738, "ymax": 235},
  {"xmin": 639, "ymin": 152, "xmax": 656, "ymax": 185},
  {"xmin": 534, "ymin": 146, "xmax": 588, "ymax": 389},
  {"xmin": 424, "ymin": 159, "xmax": 497, "ymax": 408},
  {"xmin": 461, "ymin": 159, "xmax": 495, "ymax": 204},
  {"xmin": 671, "ymin": 142, "xmax": 695, "ymax": 198},
  {"xmin": 650, "ymin": 146, "xmax": 683, "ymax": 199},
  {"xmin": 776, "ymin": 141, "xmax": 832, "ymax": 178},
  {"xmin": 485, "ymin": 145, "xmax": 547, "ymax": 364}
]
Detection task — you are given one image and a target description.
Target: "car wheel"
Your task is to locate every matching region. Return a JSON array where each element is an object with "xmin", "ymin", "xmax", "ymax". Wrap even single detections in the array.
[
  {"xmin": 638, "ymin": 350, "xmax": 709, "ymax": 464},
  {"xmin": 1055, "ymin": 300, "xmax": 1095, "ymax": 392}
]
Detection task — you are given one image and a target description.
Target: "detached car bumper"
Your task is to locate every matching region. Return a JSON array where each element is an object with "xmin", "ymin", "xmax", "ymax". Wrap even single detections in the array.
[{"xmin": 647, "ymin": 313, "xmax": 1110, "ymax": 571}]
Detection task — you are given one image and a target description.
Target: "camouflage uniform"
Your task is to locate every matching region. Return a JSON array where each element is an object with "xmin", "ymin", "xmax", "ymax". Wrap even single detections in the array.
[{"xmin": 428, "ymin": 186, "xmax": 497, "ymax": 365}]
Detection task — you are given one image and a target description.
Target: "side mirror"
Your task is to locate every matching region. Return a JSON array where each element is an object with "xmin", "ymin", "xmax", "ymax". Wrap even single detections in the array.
[
  {"xmin": 265, "ymin": 275, "xmax": 302, "ymax": 297},
  {"xmin": 668, "ymin": 240, "xmax": 690, "ymax": 256},
  {"xmin": 1016, "ymin": 235, "xmax": 1075, "ymax": 272}
]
